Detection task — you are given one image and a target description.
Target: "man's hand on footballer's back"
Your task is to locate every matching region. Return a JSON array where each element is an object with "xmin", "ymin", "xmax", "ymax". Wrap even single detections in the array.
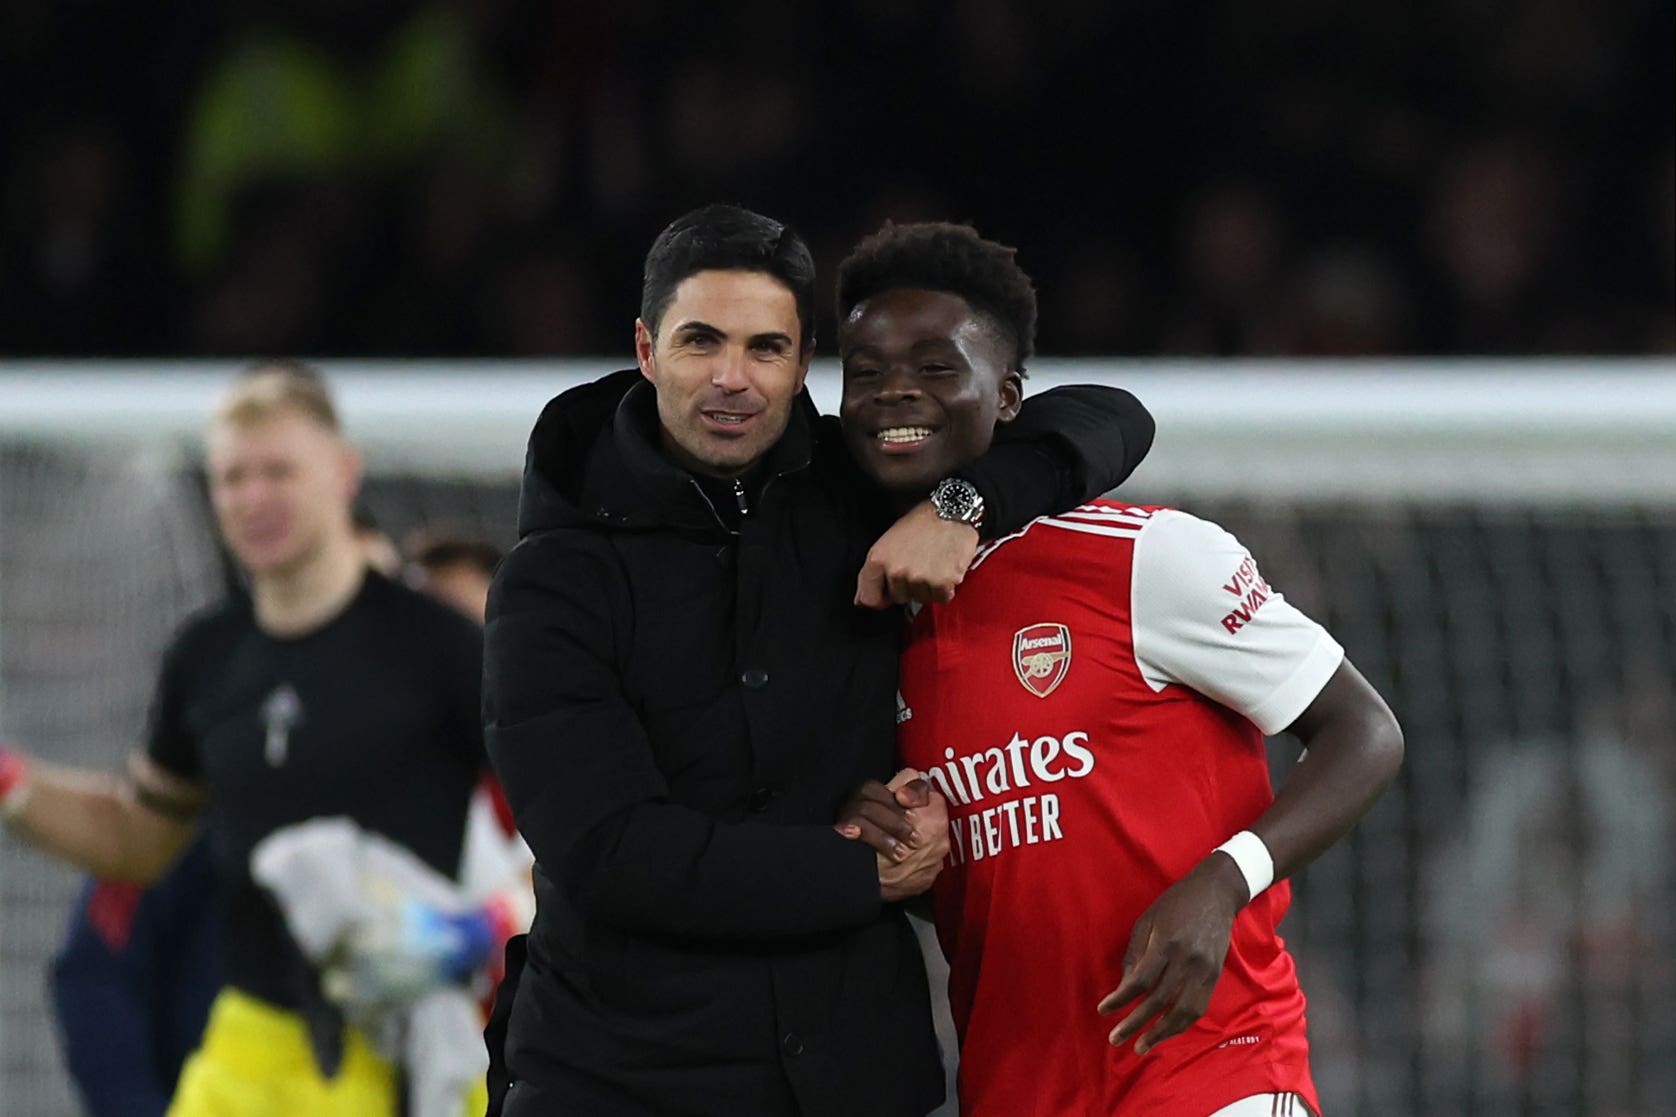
[
  {"xmin": 855, "ymin": 500, "xmax": 979, "ymax": 609},
  {"xmin": 1096, "ymin": 852, "xmax": 1249, "ymax": 1056}
]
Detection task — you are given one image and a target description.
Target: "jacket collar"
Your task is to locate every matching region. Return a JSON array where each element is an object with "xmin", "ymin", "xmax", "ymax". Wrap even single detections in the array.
[{"xmin": 576, "ymin": 379, "xmax": 818, "ymax": 534}]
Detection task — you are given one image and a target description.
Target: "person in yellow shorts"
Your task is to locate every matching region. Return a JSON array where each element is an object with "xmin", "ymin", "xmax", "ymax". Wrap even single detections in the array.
[{"xmin": 170, "ymin": 991, "xmax": 396, "ymax": 1117}]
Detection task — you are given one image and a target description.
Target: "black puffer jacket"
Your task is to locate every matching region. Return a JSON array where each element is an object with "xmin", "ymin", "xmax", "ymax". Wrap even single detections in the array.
[{"xmin": 485, "ymin": 371, "xmax": 1152, "ymax": 1116}]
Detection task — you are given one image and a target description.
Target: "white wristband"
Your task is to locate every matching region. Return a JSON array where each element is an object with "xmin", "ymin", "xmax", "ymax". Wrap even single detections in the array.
[{"xmin": 1214, "ymin": 830, "xmax": 1274, "ymax": 903}]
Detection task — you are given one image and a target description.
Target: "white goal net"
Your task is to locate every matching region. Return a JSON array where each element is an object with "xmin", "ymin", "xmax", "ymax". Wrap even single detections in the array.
[{"xmin": 1, "ymin": 359, "xmax": 1673, "ymax": 1117}]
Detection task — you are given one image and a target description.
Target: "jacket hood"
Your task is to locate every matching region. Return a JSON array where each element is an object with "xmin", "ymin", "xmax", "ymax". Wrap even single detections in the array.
[
  {"xmin": 516, "ymin": 368, "xmax": 820, "ymax": 539},
  {"xmin": 516, "ymin": 368, "xmax": 637, "ymax": 538}
]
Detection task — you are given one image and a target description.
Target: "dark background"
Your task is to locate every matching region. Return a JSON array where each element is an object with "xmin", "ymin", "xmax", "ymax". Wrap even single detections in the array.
[
  {"xmin": 1, "ymin": 7, "xmax": 1672, "ymax": 1114},
  {"xmin": 3, "ymin": 0, "xmax": 1671, "ymax": 359}
]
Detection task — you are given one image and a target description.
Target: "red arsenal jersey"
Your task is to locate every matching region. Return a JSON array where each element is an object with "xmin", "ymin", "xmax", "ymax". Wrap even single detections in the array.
[{"xmin": 896, "ymin": 503, "xmax": 1343, "ymax": 1116}]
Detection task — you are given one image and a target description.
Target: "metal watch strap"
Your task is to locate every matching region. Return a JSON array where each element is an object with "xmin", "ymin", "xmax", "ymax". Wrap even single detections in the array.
[{"xmin": 930, "ymin": 476, "xmax": 986, "ymax": 529}]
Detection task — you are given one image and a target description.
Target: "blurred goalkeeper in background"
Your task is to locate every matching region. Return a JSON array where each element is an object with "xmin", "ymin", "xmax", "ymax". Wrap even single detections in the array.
[
  {"xmin": 46, "ymin": 523, "xmax": 518, "ymax": 1117},
  {"xmin": 1, "ymin": 364, "xmax": 521, "ymax": 1117}
]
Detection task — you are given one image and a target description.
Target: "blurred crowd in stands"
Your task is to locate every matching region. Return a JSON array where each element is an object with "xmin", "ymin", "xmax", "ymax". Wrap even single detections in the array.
[{"xmin": 2, "ymin": 0, "xmax": 1670, "ymax": 359}]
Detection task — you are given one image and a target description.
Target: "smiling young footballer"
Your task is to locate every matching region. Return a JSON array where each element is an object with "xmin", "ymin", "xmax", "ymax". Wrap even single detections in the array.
[{"xmin": 835, "ymin": 222, "xmax": 1405, "ymax": 1117}]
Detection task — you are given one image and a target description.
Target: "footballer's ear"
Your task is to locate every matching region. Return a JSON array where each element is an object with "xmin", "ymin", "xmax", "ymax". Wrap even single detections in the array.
[{"xmin": 996, "ymin": 371, "xmax": 1024, "ymax": 423}]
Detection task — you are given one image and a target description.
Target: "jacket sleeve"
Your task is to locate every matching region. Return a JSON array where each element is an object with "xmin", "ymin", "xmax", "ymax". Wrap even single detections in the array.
[
  {"xmin": 953, "ymin": 384, "xmax": 1155, "ymax": 538},
  {"xmin": 483, "ymin": 538, "xmax": 883, "ymax": 944},
  {"xmin": 50, "ymin": 883, "xmax": 173, "ymax": 1117}
]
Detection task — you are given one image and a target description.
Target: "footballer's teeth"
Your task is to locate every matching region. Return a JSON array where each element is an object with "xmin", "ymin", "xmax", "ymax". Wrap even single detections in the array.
[
  {"xmin": 707, "ymin": 412, "xmax": 750, "ymax": 424},
  {"xmin": 876, "ymin": 427, "xmax": 935, "ymax": 444}
]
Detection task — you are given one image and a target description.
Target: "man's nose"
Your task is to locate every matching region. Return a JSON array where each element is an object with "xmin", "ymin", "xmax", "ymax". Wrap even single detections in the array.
[
  {"xmin": 233, "ymin": 477, "xmax": 281, "ymax": 508},
  {"xmin": 711, "ymin": 347, "xmax": 751, "ymax": 391}
]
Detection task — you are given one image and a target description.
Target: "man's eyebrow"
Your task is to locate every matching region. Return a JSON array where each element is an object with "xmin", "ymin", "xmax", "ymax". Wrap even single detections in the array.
[
  {"xmin": 671, "ymin": 319, "xmax": 726, "ymax": 338},
  {"xmin": 840, "ymin": 337, "xmax": 959, "ymax": 361}
]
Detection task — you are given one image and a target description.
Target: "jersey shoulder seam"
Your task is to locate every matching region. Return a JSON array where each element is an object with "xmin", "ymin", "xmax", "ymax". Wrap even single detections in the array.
[{"xmin": 972, "ymin": 505, "xmax": 1159, "ymax": 570}]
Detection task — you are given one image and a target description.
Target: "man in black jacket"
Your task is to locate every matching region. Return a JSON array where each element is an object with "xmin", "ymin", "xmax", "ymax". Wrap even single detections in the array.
[{"xmin": 483, "ymin": 204, "xmax": 1154, "ymax": 1117}]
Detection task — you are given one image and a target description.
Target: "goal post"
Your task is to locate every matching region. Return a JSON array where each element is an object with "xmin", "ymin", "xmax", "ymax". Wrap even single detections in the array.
[
  {"xmin": 3, "ymin": 358, "xmax": 1673, "ymax": 500},
  {"xmin": 1, "ymin": 358, "xmax": 1672, "ymax": 1116}
]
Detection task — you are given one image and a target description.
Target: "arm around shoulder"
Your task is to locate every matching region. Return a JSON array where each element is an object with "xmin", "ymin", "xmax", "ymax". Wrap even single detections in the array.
[{"xmin": 956, "ymin": 385, "xmax": 1155, "ymax": 535}]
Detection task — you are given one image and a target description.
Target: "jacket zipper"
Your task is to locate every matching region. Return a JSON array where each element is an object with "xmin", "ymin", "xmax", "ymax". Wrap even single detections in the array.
[
  {"xmin": 688, "ymin": 480, "xmax": 735, "ymax": 536},
  {"xmin": 688, "ymin": 458, "xmax": 807, "ymax": 535}
]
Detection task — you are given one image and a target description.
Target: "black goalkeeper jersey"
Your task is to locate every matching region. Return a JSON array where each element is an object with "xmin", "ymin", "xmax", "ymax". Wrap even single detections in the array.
[{"xmin": 145, "ymin": 571, "xmax": 485, "ymax": 1009}]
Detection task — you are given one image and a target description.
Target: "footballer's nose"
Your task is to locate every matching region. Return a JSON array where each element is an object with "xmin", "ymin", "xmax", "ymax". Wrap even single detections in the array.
[{"xmin": 874, "ymin": 366, "xmax": 922, "ymax": 404}]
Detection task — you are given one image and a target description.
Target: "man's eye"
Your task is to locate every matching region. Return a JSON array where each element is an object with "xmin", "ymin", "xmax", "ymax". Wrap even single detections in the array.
[
  {"xmin": 846, "ymin": 367, "xmax": 881, "ymax": 379},
  {"xmin": 922, "ymin": 364, "xmax": 954, "ymax": 375}
]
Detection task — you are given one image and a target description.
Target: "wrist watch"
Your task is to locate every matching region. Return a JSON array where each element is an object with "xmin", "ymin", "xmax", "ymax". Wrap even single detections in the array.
[{"xmin": 929, "ymin": 476, "xmax": 986, "ymax": 530}]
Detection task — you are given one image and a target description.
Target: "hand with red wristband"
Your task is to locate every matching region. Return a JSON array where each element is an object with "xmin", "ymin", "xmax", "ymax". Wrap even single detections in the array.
[{"xmin": 0, "ymin": 743, "xmax": 34, "ymax": 821}]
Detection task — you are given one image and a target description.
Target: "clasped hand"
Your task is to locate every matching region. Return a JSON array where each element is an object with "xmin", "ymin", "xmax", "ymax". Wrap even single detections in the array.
[{"xmin": 834, "ymin": 768, "xmax": 950, "ymax": 901}]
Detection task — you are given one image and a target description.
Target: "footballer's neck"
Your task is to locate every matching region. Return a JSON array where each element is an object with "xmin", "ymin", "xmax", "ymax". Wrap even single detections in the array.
[
  {"xmin": 251, "ymin": 533, "xmax": 367, "ymax": 638},
  {"xmin": 882, "ymin": 480, "xmax": 938, "ymax": 517}
]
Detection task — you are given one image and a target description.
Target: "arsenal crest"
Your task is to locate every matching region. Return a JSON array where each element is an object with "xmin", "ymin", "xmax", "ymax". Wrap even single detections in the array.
[{"xmin": 1013, "ymin": 623, "xmax": 1072, "ymax": 698}]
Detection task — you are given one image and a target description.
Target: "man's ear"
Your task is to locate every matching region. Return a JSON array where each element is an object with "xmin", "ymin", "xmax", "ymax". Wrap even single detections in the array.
[
  {"xmin": 996, "ymin": 371, "xmax": 1024, "ymax": 423},
  {"xmin": 339, "ymin": 442, "xmax": 364, "ymax": 503},
  {"xmin": 634, "ymin": 319, "xmax": 656, "ymax": 382},
  {"xmin": 794, "ymin": 337, "xmax": 816, "ymax": 392}
]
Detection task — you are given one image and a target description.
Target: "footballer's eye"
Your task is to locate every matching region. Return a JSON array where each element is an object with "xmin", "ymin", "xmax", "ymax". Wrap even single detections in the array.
[{"xmin": 846, "ymin": 367, "xmax": 881, "ymax": 379}]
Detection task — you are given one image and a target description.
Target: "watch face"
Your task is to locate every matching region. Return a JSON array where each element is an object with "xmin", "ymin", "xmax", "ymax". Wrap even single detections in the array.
[{"xmin": 935, "ymin": 479, "xmax": 979, "ymax": 522}]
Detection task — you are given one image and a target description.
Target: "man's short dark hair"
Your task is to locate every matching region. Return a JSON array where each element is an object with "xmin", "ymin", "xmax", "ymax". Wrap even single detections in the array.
[
  {"xmin": 641, "ymin": 204, "xmax": 817, "ymax": 350},
  {"xmin": 351, "ymin": 506, "xmax": 383, "ymax": 534},
  {"xmin": 406, "ymin": 530, "xmax": 505, "ymax": 578},
  {"xmin": 835, "ymin": 221, "xmax": 1037, "ymax": 371}
]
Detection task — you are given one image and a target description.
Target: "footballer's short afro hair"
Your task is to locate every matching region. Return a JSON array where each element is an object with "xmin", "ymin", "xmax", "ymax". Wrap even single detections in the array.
[{"xmin": 835, "ymin": 221, "xmax": 1037, "ymax": 371}]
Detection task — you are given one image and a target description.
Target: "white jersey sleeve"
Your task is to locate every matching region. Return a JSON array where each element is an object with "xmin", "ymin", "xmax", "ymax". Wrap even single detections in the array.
[{"xmin": 1130, "ymin": 509, "xmax": 1343, "ymax": 735}]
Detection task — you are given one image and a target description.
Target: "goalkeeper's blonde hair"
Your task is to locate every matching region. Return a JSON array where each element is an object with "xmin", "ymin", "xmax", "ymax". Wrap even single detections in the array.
[{"xmin": 213, "ymin": 360, "xmax": 341, "ymax": 433}]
